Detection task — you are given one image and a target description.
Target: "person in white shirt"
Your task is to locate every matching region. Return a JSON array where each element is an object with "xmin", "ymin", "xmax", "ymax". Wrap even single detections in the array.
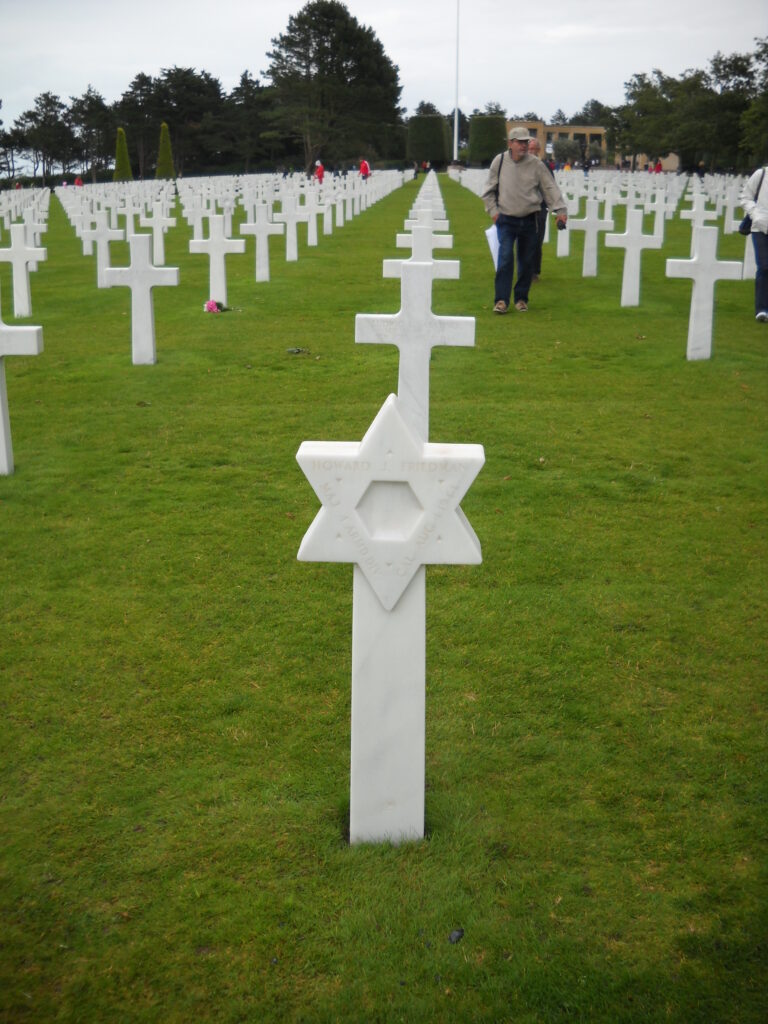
[{"xmin": 740, "ymin": 166, "xmax": 768, "ymax": 322}]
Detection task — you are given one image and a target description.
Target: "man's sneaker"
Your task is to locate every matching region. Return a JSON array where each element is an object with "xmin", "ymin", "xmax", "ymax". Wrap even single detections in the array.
[
  {"xmin": 756, "ymin": 311, "xmax": 768, "ymax": 322},
  {"xmin": 515, "ymin": 300, "xmax": 528, "ymax": 312},
  {"xmin": 494, "ymin": 300, "xmax": 508, "ymax": 314}
]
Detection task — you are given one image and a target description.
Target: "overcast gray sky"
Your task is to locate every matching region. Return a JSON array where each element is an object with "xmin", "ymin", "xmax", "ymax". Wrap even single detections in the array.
[{"xmin": 0, "ymin": 0, "xmax": 765, "ymax": 128}]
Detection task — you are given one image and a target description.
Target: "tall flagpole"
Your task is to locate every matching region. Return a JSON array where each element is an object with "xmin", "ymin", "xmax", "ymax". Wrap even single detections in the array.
[{"xmin": 452, "ymin": 0, "xmax": 460, "ymax": 163}]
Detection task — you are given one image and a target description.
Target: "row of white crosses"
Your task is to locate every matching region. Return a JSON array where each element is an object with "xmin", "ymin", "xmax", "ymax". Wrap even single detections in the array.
[
  {"xmin": 0, "ymin": 222, "xmax": 48, "ymax": 318},
  {"xmin": 53, "ymin": 182, "xmax": 182, "ymax": 363},
  {"xmin": 296, "ymin": 172, "xmax": 484, "ymax": 845},
  {"xmin": 0, "ymin": 189, "xmax": 49, "ymax": 474},
  {"xmin": 56, "ymin": 184, "xmax": 181, "ymax": 365},
  {"xmin": 451, "ymin": 167, "xmax": 752, "ymax": 360},
  {"xmin": 53, "ymin": 172, "xmax": 411, "ymax": 351},
  {"xmin": 0, "ymin": 188, "xmax": 50, "ymax": 317},
  {"xmin": 180, "ymin": 170, "xmax": 409, "ymax": 295},
  {"xmin": 2, "ymin": 172, "xmax": 413, "ymax": 471}
]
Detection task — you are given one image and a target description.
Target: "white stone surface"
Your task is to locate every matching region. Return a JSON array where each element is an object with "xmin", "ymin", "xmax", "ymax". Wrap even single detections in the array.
[
  {"xmin": 567, "ymin": 198, "xmax": 614, "ymax": 277},
  {"xmin": 139, "ymin": 201, "xmax": 176, "ymax": 265},
  {"xmin": 239, "ymin": 202, "xmax": 285, "ymax": 283},
  {"xmin": 297, "ymin": 393, "xmax": 483, "ymax": 611},
  {"xmin": 83, "ymin": 210, "xmax": 124, "ymax": 287},
  {"xmin": 680, "ymin": 195, "xmax": 718, "ymax": 256},
  {"xmin": 604, "ymin": 207, "xmax": 663, "ymax": 306},
  {"xmin": 294, "ymin": 173, "xmax": 483, "ymax": 845},
  {"xmin": 189, "ymin": 214, "xmax": 245, "ymax": 306},
  {"xmin": 0, "ymin": 224, "xmax": 47, "ymax": 318},
  {"xmin": 666, "ymin": 225, "xmax": 743, "ymax": 360},
  {"xmin": 102, "ymin": 233, "xmax": 179, "ymax": 365},
  {"xmin": 297, "ymin": 393, "xmax": 483, "ymax": 844},
  {"xmin": 355, "ymin": 232, "xmax": 474, "ymax": 440},
  {"xmin": 350, "ymin": 562, "xmax": 425, "ymax": 844},
  {"xmin": 0, "ymin": 288, "xmax": 43, "ymax": 474},
  {"xmin": 273, "ymin": 193, "xmax": 309, "ymax": 262}
]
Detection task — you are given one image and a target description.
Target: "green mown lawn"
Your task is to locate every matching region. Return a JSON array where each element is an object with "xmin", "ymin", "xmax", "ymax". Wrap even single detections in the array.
[{"xmin": 1, "ymin": 174, "xmax": 765, "ymax": 1023}]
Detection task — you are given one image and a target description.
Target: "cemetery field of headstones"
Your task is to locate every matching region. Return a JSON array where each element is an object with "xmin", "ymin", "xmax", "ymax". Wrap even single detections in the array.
[{"xmin": 1, "ymin": 171, "xmax": 766, "ymax": 1022}]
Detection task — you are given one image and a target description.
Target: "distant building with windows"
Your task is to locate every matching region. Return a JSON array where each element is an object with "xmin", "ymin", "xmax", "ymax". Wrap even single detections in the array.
[
  {"xmin": 505, "ymin": 118, "xmax": 682, "ymax": 172},
  {"xmin": 506, "ymin": 119, "xmax": 608, "ymax": 163}
]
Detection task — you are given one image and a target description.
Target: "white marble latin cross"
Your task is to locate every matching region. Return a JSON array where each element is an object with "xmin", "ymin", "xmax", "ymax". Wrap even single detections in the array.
[
  {"xmin": 680, "ymin": 195, "xmax": 719, "ymax": 256},
  {"xmin": 189, "ymin": 214, "xmax": 245, "ymax": 306},
  {"xmin": 182, "ymin": 195, "xmax": 206, "ymax": 240},
  {"xmin": 645, "ymin": 190, "xmax": 669, "ymax": 242},
  {"xmin": 139, "ymin": 201, "xmax": 177, "ymax": 265},
  {"xmin": 239, "ymin": 202, "xmax": 285, "ymax": 283},
  {"xmin": 567, "ymin": 198, "xmax": 614, "ymax": 277},
  {"xmin": 119, "ymin": 194, "xmax": 143, "ymax": 235},
  {"xmin": 0, "ymin": 289, "xmax": 43, "ymax": 474},
  {"xmin": 403, "ymin": 207, "xmax": 449, "ymax": 233},
  {"xmin": 102, "ymin": 233, "xmax": 179, "ymax": 365},
  {"xmin": 22, "ymin": 208, "xmax": 46, "ymax": 270},
  {"xmin": 82, "ymin": 210, "xmax": 124, "ymax": 287},
  {"xmin": 0, "ymin": 223, "xmax": 47, "ymax": 318},
  {"xmin": 355, "ymin": 230, "xmax": 474, "ymax": 440},
  {"xmin": 604, "ymin": 207, "xmax": 663, "ymax": 306},
  {"xmin": 273, "ymin": 193, "xmax": 309, "ymax": 262},
  {"xmin": 665, "ymin": 225, "xmax": 743, "ymax": 360}
]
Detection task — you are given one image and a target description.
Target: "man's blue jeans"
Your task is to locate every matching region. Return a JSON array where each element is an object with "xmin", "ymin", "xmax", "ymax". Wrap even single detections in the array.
[
  {"xmin": 495, "ymin": 213, "xmax": 537, "ymax": 305},
  {"xmin": 752, "ymin": 231, "xmax": 768, "ymax": 315}
]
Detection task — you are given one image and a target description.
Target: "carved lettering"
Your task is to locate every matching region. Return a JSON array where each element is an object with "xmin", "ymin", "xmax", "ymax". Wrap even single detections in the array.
[
  {"xmin": 400, "ymin": 460, "xmax": 465, "ymax": 474},
  {"xmin": 314, "ymin": 459, "xmax": 371, "ymax": 472}
]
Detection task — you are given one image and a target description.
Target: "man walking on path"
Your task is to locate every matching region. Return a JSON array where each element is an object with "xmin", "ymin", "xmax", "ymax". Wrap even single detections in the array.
[{"xmin": 482, "ymin": 127, "xmax": 567, "ymax": 313}]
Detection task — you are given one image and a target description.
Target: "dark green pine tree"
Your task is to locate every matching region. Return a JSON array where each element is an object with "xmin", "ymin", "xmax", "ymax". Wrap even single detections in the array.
[
  {"xmin": 266, "ymin": 0, "xmax": 403, "ymax": 168},
  {"xmin": 113, "ymin": 126, "xmax": 133, "ymax": 181},
  {"xmin": 155, "ymin": 121, "xmax": 175, "ymax": 179}
]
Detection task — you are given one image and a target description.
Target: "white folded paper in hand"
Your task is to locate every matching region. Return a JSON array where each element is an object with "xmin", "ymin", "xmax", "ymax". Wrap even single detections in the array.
[{"xmin": 485, "ymin": 224, "xmax": 499, "ymax": 269}]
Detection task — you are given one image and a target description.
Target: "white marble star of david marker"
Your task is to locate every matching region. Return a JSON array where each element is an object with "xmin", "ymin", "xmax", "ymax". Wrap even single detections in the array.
[{"xmin": 297, "ymin": 393, "xmax": 484, "ymax": 611}]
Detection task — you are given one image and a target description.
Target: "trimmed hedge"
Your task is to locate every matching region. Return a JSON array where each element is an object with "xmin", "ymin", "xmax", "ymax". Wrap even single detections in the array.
[
  {"xmin": 155, "ymin": 122, "xmax": 175, "ymax": 180},
  {"xmin": 406, "ymin": 115, "xmax": 449, "ymax": 165},
  {"xmin": 468, "ymin": 114, "xmax": 507, "ymax": 165},
  {"xmin": 113, "ymin": 127, "xmax": 133, "ymax": 182}
]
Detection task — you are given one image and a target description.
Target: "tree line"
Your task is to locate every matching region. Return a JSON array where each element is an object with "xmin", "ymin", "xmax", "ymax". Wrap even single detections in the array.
[
  {"xmin": 0, "ymin": 0, "xmax": 764, "ymax": 184},
  {"xmin": 0, "ymin": 2, "xmax": 405, "ymax": 184}
]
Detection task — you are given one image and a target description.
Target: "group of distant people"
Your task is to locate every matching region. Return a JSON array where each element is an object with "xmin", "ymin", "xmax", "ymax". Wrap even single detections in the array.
[
  {"xmin": 311, "ymin": 158, "xmax": 370, "ymax": 185},
  {"xmin": 481, "ymin": 125, "xmax": 768, "ymax": 324}
]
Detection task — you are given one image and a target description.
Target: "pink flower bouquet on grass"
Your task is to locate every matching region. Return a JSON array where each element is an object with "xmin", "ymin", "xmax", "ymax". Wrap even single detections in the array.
[{"xmin": 204, "ymin": 300, "xmax": 225, "ymax": 313}]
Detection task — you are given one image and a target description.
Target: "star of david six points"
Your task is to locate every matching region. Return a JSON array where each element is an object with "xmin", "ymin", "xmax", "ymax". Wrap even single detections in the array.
[{"xmin": 297, "ymin": 393, "xmax": 484, "ymax": 611}]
